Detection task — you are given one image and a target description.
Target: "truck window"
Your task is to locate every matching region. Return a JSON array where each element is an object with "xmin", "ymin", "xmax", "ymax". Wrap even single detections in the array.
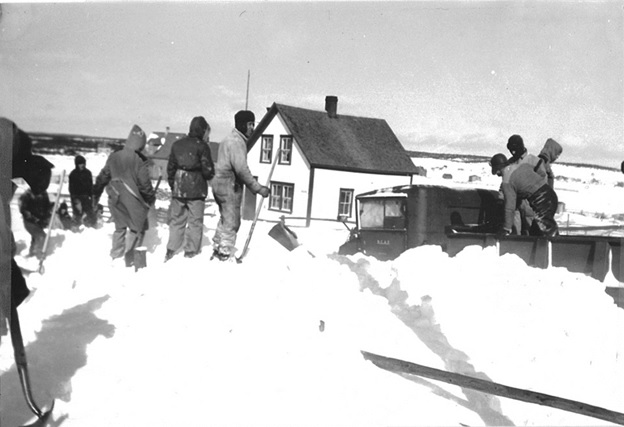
[{"xmin": 359, "ymin": 199, "xmax": 406, "ymax": 230}]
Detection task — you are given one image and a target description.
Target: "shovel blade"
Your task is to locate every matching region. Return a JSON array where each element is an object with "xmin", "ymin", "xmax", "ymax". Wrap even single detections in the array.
[
  {"xmin": 21, "ymin": 400, "xmax": 55, "ymax": 427},
  {"xmin": 269, "ymin": 222, "xmax": 300, "ymax": 251}
]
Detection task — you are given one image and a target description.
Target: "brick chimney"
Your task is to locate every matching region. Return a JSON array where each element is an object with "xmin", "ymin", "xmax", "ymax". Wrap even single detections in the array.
[{"xmin": 325, "ymin": 96, "xmax": 338, "ymax": 118}]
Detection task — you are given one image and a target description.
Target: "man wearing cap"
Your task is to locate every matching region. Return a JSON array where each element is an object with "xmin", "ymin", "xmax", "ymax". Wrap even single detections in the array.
[
  {"xmin": 211, "ymin": 110, "xmax": 270, "ymax": 261},
  {"xmin": 164, "ymin": 116, "xmax": 214, "ymax": 261},
  {"xmin": 94, "ymin": 124, "xmax": 156, "ymax": 267},
  {"xmin": 69, "ymin": 154, "xmax": 95, "ymax": 227},
  {"xmin": 490, "ymin": 153, "xmax": 559, "ymax": 237}
]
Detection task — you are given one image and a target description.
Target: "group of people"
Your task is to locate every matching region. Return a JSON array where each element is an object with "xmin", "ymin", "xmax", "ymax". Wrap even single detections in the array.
[
  {"xmin": 489, "ymin": 134, "xmax": 563, "ymax": 237},
  {"xmin": 90, "ymin": 109, "xmax": 270, "ymax": 268}
]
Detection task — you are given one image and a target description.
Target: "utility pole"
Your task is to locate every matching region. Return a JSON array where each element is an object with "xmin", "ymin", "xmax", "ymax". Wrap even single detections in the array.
[{"xmin": 245, "ymin": 69, "xmax": 250, "ymax": 110}]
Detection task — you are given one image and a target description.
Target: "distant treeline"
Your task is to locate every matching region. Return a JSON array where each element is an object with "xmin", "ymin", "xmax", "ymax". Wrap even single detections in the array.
[
  {"xmin": 406, "ymin": 150, "xmax": 618, "ymax": 172},
  {"xmin": 27, "ymin": 132, "xmax": 616, "ymax": 172},
  {"xmin": 29, "ymin": 132, "xmax": 124, "ymax": 155}
]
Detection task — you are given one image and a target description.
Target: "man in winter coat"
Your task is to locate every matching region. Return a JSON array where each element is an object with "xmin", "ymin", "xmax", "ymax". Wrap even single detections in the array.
[
  {"xmin": 535, "ymin": 138, "xmax": 562, "ymax": 188},
  {"xmin": 506, "ymin": 134, "xmax": 548, "ymax": 235},
  {"xmin": 18, "ymin": 155, "xmax": 55, "ymax": 258},
  {"xmin": 211, "ymin": 110, "xmax": 270, "ymax": 261},
  {"xmin": 69, "ymin": 154, "xmax": 95, "ymax": 227},
  {"xmin": 164, "ymin": 116, "xmax": 214, "ymax": 261},
  {"xmin": 93, "ymin": 124, "xmax": 156, "ymax": 267},
  {"xmin": 0, "ymin": 117, "xmax": 36, "ymax": 337},
  {"xmin": 490, "ymin": 153, "xmax": 559, "ymax": 237}
]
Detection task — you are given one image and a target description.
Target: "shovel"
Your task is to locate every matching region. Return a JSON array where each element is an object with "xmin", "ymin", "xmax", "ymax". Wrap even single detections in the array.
[
  {"xmin": 268, "ymin": 217, "xmax": 315, "ymax": 258},
  {"xmin": 236, "ymin": 148, "xmax": 281, "ymax": 263},
  {"xmin": 10, "ymin": 304, "xmax": 55, "ymax": 426},
  {"xmin": 38, "ymin": 170, "xmax": 66, "ymax": 274}
]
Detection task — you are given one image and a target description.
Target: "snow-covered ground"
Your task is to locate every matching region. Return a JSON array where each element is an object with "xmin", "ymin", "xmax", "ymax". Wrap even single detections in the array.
[{"xmin": 1, "ymin": 152, "xmax": 624, "ymax": 426}]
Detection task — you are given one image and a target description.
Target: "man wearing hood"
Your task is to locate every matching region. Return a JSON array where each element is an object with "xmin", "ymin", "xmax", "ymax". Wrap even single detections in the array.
[
  {"xmin": 94, "ymin": 125, "xmax": 156, "ymax": 267},
  {"xmin": 68, "ymin": 154, "xmax": 95, "ymax": 227},
  {"xmin": 536, "ymin": 138, "xmax": 562, "ymax": 188},
  {"xmin": 164, "ymin": 116, "xmax": 214, "ymax": 261},
  {"xmin": 211, "ymin": 110, "xmax": 270, "ymax": 261},
  {"xmin": 18, "ymin": 155, "xmax": 55, "ymax": 258},
  {"xmin": 490, "ymin": 152, "xmax": 559, "ymax": 237}
]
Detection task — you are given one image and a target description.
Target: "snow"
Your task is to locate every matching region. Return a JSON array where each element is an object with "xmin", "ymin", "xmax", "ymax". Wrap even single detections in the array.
[{"xmin": 1, "ymin": 153, "xmax": 624, "ymax": 426}]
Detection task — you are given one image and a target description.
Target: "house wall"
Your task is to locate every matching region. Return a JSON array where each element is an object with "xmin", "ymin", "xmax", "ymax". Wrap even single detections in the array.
[
  {"xmin": 247, "ymin": 114, "xmax": 312, "ymax": 223},
  {"xmin": 309, "ymin": 169, "xmax": 412, "ymax": 222},
  {"xmin": 247, "ymin": 113, "xmax": 413, "ymax": 226}
]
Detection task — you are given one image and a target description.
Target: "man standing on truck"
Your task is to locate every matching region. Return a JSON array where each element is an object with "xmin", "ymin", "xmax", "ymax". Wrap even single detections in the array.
[{"xmin": 490, "ymin": 153, "xmax": 559, "ymax": 237}]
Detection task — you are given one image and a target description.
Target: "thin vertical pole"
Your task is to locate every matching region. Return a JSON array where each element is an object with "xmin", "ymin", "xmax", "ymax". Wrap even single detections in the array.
[{"xmin": 245, "ymin": 70, "xmax": 250, "ymax": 110}]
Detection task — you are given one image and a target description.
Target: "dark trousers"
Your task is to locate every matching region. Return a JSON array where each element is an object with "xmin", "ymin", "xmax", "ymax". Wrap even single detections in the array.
[
  {"xmin": 23, "ymin": 220, "xmax": 46, "ymax": 259},
  {"xmin": 528, "ymin": 184, "xmax": 559, "ymax": 237},
  {"xmin": 166, "ymin": 198, "xmax": 205, "ymax": 255}
]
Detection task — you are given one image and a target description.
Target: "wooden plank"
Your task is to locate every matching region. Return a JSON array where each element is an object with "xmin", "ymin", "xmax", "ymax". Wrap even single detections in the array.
[{"xmin": 361, "ymin": 351, "xmax": 624, "ymax": 425}]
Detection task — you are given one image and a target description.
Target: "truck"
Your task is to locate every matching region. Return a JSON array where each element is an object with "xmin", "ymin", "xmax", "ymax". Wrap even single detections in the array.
[{"xmin": 337, "ymin": 183, "xmax": 624, "ymax": 307}]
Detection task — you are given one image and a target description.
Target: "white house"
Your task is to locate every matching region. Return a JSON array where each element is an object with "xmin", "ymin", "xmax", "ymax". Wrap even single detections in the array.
[{"xmin": 243, "ymin": 96, "xmax": 422, "ymax": 227}]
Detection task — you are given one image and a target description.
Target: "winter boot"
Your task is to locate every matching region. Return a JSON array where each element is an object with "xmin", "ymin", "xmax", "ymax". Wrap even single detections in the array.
[{"xmin": 164, "ymin": 249, "xmax": 175, "ymax": 263}]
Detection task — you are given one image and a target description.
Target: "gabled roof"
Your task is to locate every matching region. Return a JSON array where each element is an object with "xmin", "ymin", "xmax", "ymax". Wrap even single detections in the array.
[{"xmin": 249, "ymin": 103, "xmax": 419, "ymax": 175}]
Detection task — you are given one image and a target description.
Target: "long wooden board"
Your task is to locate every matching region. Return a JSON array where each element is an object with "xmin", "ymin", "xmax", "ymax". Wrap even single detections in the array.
[{"xmin": 361, "ymin": 351, "xmax": 624, "ymax": 425}]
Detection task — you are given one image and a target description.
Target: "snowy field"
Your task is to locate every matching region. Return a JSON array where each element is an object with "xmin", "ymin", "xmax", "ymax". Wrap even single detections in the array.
[{"xmin": 1, "ymin": 152, "xmax": 624, "ymax": 426}]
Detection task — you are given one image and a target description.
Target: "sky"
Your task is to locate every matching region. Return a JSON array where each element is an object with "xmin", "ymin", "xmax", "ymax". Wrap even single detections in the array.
[
  {"xmin": 0, "ymin": 1, "xmax": 622, "ymax": 168},
  {"xmin": 1, "ymin": 152, "xmax": 624, "ymax": 426}
]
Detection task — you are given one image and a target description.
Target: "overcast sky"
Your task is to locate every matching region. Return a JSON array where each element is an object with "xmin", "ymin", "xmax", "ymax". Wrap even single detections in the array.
[{"xmin": 0, "ymin": 1, "xmax": 622, "ymax": 168}]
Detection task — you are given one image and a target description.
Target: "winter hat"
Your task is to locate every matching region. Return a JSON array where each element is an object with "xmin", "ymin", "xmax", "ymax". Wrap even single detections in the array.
[
  {"xmin": 235, "ymin": 110, "xmax": 255, "ymax": 135},
  {"xmin": 125, "ymin": 124, "xmax": 146, "ymax": 151},
  {"xmin": 189, "ymin": 116, "xmax": 210, "ymax": 139},
  {"xmin": 24, "ymin": 155, "xmax": 54, "ymax": 193},
  {"xmin": 506, "ymin": 135, "xmax": 526, "ymax": 157},
  {"xmin": 74, "ymin": 155, "xmax": 86, "ymax": 166},
  {"xmin": 489, "ymin": 153, "xmax": 508, "ymax": 175}
]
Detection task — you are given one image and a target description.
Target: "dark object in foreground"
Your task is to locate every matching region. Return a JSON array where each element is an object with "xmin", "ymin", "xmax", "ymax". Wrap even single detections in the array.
[
  {"xmin": 362, "ymin": 350, "xmax": 624, "ymax": 425},
  {"xmin": 10, "ymin": 304, "xmax": 55, "ymax": 425}
]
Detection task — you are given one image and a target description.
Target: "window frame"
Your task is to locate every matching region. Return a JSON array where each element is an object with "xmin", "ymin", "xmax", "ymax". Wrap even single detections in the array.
[
  {"xmin": 260, "ymin": 135, "xmax": 273, "ymax": 164},
  {"xmin": 279, "ymin": 135, "xmax": 293, "ymax": 165},
  {"xmin": 337, "ymin": 188, "xmax": 354, "ymax": 220},
  {"xmin": 269, "ymin": 181, "xmax": 295, "ymax": 213}
]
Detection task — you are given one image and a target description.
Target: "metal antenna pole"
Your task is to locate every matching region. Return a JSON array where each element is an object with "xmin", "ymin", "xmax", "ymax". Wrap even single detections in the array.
[{"xmin": 245, "ymin": 69, "xmax": 250, "ymax": 110}]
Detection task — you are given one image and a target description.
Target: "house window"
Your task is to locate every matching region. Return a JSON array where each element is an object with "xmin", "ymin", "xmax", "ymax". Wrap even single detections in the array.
[
  {"xmin": 260, "ymin": 136, "xmax": 273, "ymax": 164},
  {"xmin": 279, "ymin": 136, "xmax": 292, "ymax": 165},
  {"xmin": 338, "ymin": 189, "xmax": 354, "ymax": 220},
  {"xmin": 269, "ymin": 181, "xmax": 294, "ymax": 213}
]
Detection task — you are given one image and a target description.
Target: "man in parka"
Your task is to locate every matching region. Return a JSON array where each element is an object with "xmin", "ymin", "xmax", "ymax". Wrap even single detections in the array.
[
  {"xmin": 535, "ymin": 138, "xmax": 562, "ymax": 188},
  {"xmin": 93, "ymin": 124, "xmax": 156, "ymax": 267},
  {"xmin": 164, "ymin": 116, "xmax": 214, "ymax": 261},
  {"xmin": 490, "ymin": 153, "xmax": 559, "ymax": 237},
  {"xmin": 211, "ymin": 110, "xmax": 270, "ymax": 261}
]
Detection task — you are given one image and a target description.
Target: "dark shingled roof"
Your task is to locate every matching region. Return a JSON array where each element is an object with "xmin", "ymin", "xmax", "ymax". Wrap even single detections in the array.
[{"xmin": 249, "ymin": 103, "xmax": 419, "ymax": 175}]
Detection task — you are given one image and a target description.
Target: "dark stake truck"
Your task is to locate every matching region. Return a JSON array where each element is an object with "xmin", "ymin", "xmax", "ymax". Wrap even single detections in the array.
[{"xmin": 337, "ymin": 184, "xmax": 624, "ymax": 307}]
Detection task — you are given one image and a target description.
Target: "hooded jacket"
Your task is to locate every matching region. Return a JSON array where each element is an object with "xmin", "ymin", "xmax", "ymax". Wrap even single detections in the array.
[
  {"xmin": 501, "ymin": 162, "xmax": 548, "ymax": 231},
  {"xmin": 94, "ymin": 125, "xmax": 155, "ymax": 231},
  {"xmin": 537, "ymin": 138, "xmax": 562, "ymax": 187},
  {"xmin": 167, "ymin": 120, "xmax": 214, "ymax": 199}
]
